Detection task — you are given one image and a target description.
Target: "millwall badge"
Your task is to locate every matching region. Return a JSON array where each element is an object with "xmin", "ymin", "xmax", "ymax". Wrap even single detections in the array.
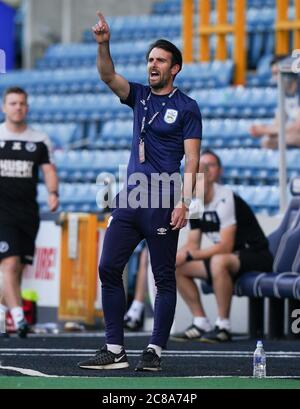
[
  {"xmin": 25, "ymin": 142, "xmax": 37, "ymax": 152},
  {"xmin": 164, "ymin": 109, "xmax": 178, "ymax": 124}
]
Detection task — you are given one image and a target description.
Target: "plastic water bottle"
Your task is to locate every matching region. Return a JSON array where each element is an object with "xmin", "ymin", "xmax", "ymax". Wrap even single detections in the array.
[{"xmin": 253, "ymin": 340, "xmax": 266, "ymax": 378}]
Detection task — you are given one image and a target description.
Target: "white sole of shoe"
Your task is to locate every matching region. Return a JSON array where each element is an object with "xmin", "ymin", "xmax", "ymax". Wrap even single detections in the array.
[
  {"xmin": 79, "ymin": 362, "xmax": 129, "ymax": 370},
  {"xmin": 170, "ymin": 336, "xmax": 201, "ymax": 342}
]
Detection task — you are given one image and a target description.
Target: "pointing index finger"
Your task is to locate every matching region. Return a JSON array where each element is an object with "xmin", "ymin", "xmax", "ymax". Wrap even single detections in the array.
[{"xmin": 96, "ymin": 10, "xmax": 105, "ymax": 24}]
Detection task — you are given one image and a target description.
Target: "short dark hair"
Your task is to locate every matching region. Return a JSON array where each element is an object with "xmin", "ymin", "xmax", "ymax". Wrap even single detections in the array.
[
  {"xmin": 201, "ymin": 149, "xmax": 222, "ymax": 168},
  {"xmin": 146, "ymin": 39, "xmax": 183, "ymax": 72},
  {"xmin": 3, "ymin": 86, "xmax": 28, "ymax": 102}
]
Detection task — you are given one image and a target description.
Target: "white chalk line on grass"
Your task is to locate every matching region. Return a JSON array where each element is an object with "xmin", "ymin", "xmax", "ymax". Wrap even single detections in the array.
[
  {"xmin": 0, "ymin": 365, "xmax": 300, "ymax": 380},
  {"xmin": 0, "ymin": 364, "xmax": 58, "ymax": 377},
  {"xmin": 1, "ymin": 348, "xmax": 300, "ymax": 354}
]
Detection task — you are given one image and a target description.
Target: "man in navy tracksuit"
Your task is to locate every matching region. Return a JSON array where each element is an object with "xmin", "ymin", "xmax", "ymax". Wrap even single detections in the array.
[{"xmin": 78, "ymin": 12, "xmax": 202, "ymax": 372}]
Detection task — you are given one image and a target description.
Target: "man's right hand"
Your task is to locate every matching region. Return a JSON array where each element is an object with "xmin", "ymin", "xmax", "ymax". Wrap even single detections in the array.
[{"xmin": 92, "ymin": 11, "xmax": 110, "ymax": 44}]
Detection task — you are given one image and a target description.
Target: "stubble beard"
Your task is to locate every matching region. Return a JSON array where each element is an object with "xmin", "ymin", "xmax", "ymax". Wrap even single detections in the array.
[{"xmin": 148, "ymin": 75, "xmax": 168, "ymax": 91}]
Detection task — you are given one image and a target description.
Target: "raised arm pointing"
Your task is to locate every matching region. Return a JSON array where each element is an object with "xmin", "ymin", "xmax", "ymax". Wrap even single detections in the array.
[{"xmin": 92, "ymin": 11, "xmax": 130, "ymax": 100}]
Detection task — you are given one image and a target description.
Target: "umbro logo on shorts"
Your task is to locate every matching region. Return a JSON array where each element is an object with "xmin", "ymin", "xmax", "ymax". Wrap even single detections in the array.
[
  {"xmin": 0, "ymin": 241, "xmax": 9, "ymax": 253},
  {"xmin": 157, "ymin": 227, "xmax": 167, "ymax": 235}
]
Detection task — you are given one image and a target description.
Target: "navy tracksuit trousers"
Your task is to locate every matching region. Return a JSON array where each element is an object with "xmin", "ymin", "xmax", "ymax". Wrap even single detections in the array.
[{"xmin": 99, "ymin": 204, "xmax": 179, "ymax": 348}]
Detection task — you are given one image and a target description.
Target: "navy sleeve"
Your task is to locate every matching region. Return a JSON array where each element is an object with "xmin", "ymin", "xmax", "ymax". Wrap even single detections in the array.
[
  {"xmin": 120, "ymin": 82, "xmax": 144, "ymax": 109},
  {"xmin": 182, "ymin": 100, "xmax": 202, "ymax": 140}
]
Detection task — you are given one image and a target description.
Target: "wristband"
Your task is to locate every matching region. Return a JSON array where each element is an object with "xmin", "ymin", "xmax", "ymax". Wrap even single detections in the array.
[
  {"xmin": 185, "ymin": 251, "xmax": 194, "ymax": 262},
  {"xmin": 181, "ymin": 197, "xmax": 192, "ymax": 208},
  {"xmin": 49, "ymin": 191, "xmax": 59, "ymax": 197}
]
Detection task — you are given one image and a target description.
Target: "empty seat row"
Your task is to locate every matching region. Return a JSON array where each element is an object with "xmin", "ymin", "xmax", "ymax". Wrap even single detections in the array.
[
  {"xmin": 100, "ymin": 118, "xmax": 269, "ymax": 139},
  {"xmin": 31, "ymin": 122, "xmax": 82, "ymax": 149},
  {"xmin": 1, "ymin": 86, "xmax": 276, "ymax": 123},
  {"xmin": 36, "ymin": 36, "xmax": 232, "ymax": 70},
  {"xmin": 23, "ymin": 94, "xmax": 132, "ymax": 122},
  {"xmin": 49, "ymin": 148, "xmax": 285, "ymax": 212},
  {"xmin": 0, "ymin": 61, "xmax": 233, "ymax": 95},
  {"xmin": 53, "ymin": 149, "xmax": 130, "ymax": 181},
  {"xmin": 230, "ymin": 184, "xmax": 279, "ymax": 213},
  {"xmin": 189, "ymin": 87, "xmax": 277, "ymax": 118},
  {"xmin": 215, "ymin": 148, "xmax": 300, "ymax": 171},
  {"xmin": 49, "ymin": 147, "xmax": 300, "ymax": 188},
  {"xmin": 99, "ymin": 118, "xmax": 262, "ymax": 147},
  {"xmin": 38, "ymin": 183, "xmax": 102, "ymax": 213},
  {"xmin": 209, "ymin": 148, "xmax": 300, "ymax": 186},
  {"xmin": 37, "ymin": 38, "xmax": 176, "ymax": 69},
  {"xmin": 37, "ymin": 180, "xmax": 280, "ymax": 215}
]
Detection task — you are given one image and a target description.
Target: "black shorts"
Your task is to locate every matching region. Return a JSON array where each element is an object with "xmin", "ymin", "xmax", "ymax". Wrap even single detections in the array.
[
  {"xmin": 0, "ymin": 223, "xmax": 39, "ymax": 265},
  {"xmin": 204, "ymin": 249, "xmax": 274, "ymax": 285}
]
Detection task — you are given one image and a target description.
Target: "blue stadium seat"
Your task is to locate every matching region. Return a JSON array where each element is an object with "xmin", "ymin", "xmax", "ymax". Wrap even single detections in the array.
[
  {"xmin": 235, "ymin": 197, "xmax": 300, "ymax": 298},
  {"xmin": 31, "ymin": 122, "xmax": 80, "ymax": 149},
  {"xmin": 256, "ymin": 211, "xmax": 300, "ymax": 297},
  {"xmin": 274, "ymin": 251, "xmax": 300, "ymax": 300},
  {"xmin": 189, "ymin": 87, "xmax": 276, "ymax": 119}
]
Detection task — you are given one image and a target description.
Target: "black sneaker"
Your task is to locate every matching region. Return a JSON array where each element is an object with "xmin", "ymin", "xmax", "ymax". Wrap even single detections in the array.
[
  {"xmin": 17, "ymin": 319, "xmax": 29, "ymax": 338},
  {"xmin": 0, "ymin": 332, "xmax": 9, "ymax": 339},
  {"xmin": 135, "ymin": 347, "xmax": 161, "ymax": 372},
  {"xmin": 200, "ymin": 326, "xmax": 231, "ymax": 343},
  {"xmin": 170, "ymin": 324, "xmax": 206, "ymax": 341},
  {"xmin": 124, "ymin": 316, "xmax": 142, "ymax": 331},
  {"xmin": 78, "ymin": 345, "xmax": 129, "ymax": 370}
]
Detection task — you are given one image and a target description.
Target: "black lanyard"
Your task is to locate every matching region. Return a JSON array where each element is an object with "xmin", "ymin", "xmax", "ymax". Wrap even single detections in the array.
[{"xmin": 140, "ymin": 87, "xmax": 178, "ymax": 141}]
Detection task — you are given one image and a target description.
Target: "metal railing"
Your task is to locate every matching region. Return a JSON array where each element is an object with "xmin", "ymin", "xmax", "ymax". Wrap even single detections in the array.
[
  {"xmin": 276, "ymin": 0, "xmax": 300, "ymax": 55},
  {"xmin": 183, "ymin": 0, "xmax": 246, "ymax": 85}
]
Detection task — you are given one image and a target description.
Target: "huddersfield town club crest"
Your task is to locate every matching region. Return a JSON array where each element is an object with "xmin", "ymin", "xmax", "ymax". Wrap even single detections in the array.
[{"xmin": 164, "ymin": 109, "xmax": 178, "ymax": 124}]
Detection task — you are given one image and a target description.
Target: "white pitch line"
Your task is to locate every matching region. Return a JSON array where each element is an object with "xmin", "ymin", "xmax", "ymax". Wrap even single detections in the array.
[
  {"xmin": 0, "ymin": 352, "xmax": 300, "ymax": 359},
  {"xmin": 1, "ymin": 348, "xmax": 300, "ymax": 355},
  {"xmin": 0, "ymin": 365, "xmax": 299, "ymax": 380},
  {"xmin": 0, "ymin": 365, "xmax": 58, "ymax": 377}
]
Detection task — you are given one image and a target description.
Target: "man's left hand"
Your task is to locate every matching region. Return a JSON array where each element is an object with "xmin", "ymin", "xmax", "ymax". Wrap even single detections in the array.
[{"xmin": 170, "ymin": 205, "xmax": 188, "ymax": 230}]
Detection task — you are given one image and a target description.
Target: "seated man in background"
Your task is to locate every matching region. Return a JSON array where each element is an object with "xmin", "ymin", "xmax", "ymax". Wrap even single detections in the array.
[
  {"xmin": 250, "ymin": 56, "xmax": 300, "ymax": 149},
  {"xmin": 172, "ymin": 150, "xmax": 273, "ymax": 343}
]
